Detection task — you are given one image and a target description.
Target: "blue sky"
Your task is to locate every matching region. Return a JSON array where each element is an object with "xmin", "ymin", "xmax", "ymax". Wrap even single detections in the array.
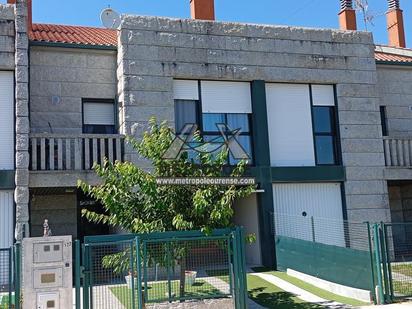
[{"xmin": 3, "ymin": 0, "xmax": 412, "ymax": 46}]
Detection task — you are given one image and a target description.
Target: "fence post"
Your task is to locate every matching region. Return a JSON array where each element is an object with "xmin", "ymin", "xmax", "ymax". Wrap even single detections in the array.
[
  {"xmin": 74, "ymin": 240, "xmax": 81, "ymax": 309},
  {"xmin": 373, "ymin": 224, "xmax": 385, "ymax": 304},
  {"xmin": 14, "ymin": 243, "xmax": 21, "ymax": 309},
  {"xmin": 311, "ymin": 216, "xmax": 316, "ymax": 242},
  {"xmin": 8, "ymin": 248, "xmax": 12, "ymax": 309},
  {"xmin": 366, "ymin": 222, "xmax": 377, "ymax": 304},
  {"xmin": 379, "ymin": 222, "xmax": 390, "ymax": 303},
  {"xmin": 382, "ymin": 224, "xmax": 394, "ymax": 301},
  {"xmin": 238, "ymin": 227, "xmax": 248, "ymax": 309},
  {"xmin": 83, "ymin": 244, "xmax": 90, "ymax": 309},
  {"xmin": 135, "ymin": 237, "xmax": 143, "ymax": 309},
  {"xmin": 130, "ymin": 240, "xmax": 136, "ymax": 309},
  {"xmin": 232, "ymin": 229, "xmax": 240, "ymax": 309}
]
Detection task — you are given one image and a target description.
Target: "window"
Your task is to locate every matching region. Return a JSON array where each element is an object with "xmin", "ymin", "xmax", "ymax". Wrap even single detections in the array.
[
  {"xmin": 175, "ymin": 100, "xmax": 199, "ymax": 134},
  {"xmin": 312, "ymin": 106, "xmax": 338, "ymax": 165},
  {"xmin": 173, "ymin": 80, "xmax": 253, "ymax": 165},
  {"xmin": 82, "ymin": 99, "xmax": 116, "ymax": 134},
  {"xmin": 380, "ymin": 106, "xmax": 388, "ymax": 137},
  {"xmin": 202, "ymin": 113, "xmax": 253, "ymax": 165}
]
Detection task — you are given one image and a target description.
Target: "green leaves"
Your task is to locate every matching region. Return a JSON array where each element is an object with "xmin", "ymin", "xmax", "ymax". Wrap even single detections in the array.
[{"xmin": 78, "ymin": 118, "xmax": 255, "ymax": 235}]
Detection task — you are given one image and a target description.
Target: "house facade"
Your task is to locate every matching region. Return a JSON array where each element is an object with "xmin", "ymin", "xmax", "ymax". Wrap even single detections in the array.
[{"xmin": 0, "ymin": 0, "xmax": 411, "ymax": 267}]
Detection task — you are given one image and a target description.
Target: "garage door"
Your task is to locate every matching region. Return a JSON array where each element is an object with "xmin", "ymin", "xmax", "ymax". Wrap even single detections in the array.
[
  {"xmin": 273, "ymin": 183, "xmax": 345, "ymax": 246},
  {"xmin": 0, "ymin": 191, "xmax": 13, "ymax": 249},
  {"xmin": 0, "ymin": 71, "xmax": 14, "ymax": 170}
]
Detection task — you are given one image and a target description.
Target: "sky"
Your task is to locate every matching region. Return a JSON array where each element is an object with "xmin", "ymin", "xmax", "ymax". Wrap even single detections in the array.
[{"xmin": 2, "ymin": 0, "xmax": 412, "ymax": 47}]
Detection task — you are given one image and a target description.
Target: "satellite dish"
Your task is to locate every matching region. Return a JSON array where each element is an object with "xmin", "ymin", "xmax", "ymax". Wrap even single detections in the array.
[{"xmin": 101, "ymin": 8, "xmax": 121, "ymax": 29}]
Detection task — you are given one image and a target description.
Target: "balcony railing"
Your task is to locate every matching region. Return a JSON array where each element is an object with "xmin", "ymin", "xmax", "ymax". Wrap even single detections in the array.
[
  {"xmin": 384, "ymin": 137, "xmax": 412, "ymax": 168},
  {"xmin": 29, "ymin": 134, "xmax": 125, "ymax": 171}
]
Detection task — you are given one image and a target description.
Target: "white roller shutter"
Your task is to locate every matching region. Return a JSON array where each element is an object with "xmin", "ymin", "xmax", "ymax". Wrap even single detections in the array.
[
  {"xmin": 0, "ymin": 191, "xmax": 13, "ymax": 249},
  {"xmin": 0, "ymin": 71, "xmax": 14, "ymax": 170},
  {"xmin": 266, "ymin": 83, "xmax": 315, "ymax": 166},
  {"xmin": 201, "ymin": 81, "xmax": 252, "ymax": 113},
  {"xmin": 312, "ymin": 85, "xmax": 335, "ymax": 106},
  {"xmin": 273, "ymin": 183, "xmax": 345, "ymax": 247},
  {"xmin": 173, "ymin": 80, "xmax": 199, "ymax": 100},
  {"xmin": 83, "ymin": 102, "xmax": 115, "ymax": 125}
]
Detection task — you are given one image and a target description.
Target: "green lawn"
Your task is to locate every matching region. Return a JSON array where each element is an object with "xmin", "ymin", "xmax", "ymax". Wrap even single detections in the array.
[
  {"xmin": 205, "ymin": 269, "xmax": 230, "ymax": 283},
  {"xmin": 388, "ymin": 263, "xmax": 412, "ymax": 296},
  {"xmin": 268, "ymin": 271, "xmax": 369, "ymax": 307},
  {"xmin": 0, "ymin": 295, "xmax": 14, "ymax": 309},
  {"xmin": 248, "ymin": 274, "xmax": 324, "ymax": 309},
  {"xmin": 205, "ymin": 268, "xmax": 366, "ymax": 308},
  {"xmin": 110, "ymin": 280, "xmax": 224, "ymax": 308},
  {"xmin": 392, "ymin": 263, "xmax": 412, "ymax": 277}
]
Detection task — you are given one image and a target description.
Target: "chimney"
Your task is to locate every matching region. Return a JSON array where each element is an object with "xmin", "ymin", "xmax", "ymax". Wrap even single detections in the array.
[
  {"xmin": 7, "ymin": 0, "xmax": 32, "ymax": 31},
  {"xmin": 386, "ymin": 0, "xmax": 406, "ymax": 48},
  {"xmin": 190, "ymin": 0, "xmax": 215, "ymax": 20},
  {"xmin": 338, "ymin": 0, "xmax": 357, "ymax": 30}
]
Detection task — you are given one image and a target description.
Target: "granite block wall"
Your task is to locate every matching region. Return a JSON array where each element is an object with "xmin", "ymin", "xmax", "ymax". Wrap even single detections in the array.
[
  {"xmin": 117, "ymin": 15, "xmax": 390, "ymax": 224},
  {"xmin": 29, "ymin": 47, "xmax": 117, "ymax": 133}
]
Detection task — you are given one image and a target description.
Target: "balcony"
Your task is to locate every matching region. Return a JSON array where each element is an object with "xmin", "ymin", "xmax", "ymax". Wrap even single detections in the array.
[
  {"xmin": 29, "ymin": 134, "xmax": 125, "ymax": 187},
  {"xmin": 384, "ymin": 137, "xmax": 412, "ymax": 168},
  {"xmin": 384, "ymin": 137, "xmax": 412, "ymax": 180}
]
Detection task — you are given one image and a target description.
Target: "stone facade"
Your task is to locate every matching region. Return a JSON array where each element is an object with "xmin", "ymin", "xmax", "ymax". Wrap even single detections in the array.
[
  {"xmin": 117, "ymin": 15, "xmax": 390, "ymax": 224},
  {"xmin": 0, "ymin": 4, "xmax": 15, "ymax": 70},
  {"xmin": 14, "ymin": 0, "xmax": 29, "ymax": 240},
  {"xmin": 30, "ymin": 47, "xmax": 117, "ymax": 133},
  {"xmin": 377, "ymin": 64, "xmax": 412, "ymax": 137}
]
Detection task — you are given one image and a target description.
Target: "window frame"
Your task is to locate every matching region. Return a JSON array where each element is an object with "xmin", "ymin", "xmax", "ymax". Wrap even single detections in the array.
[
  {"xmin": 380, "ymin": 106, "xmax": 388, "ymax": 137},
  {"xmin": 81, "ymin": 98, "xmax": 117, "ymax": 134},
  {"xmin": 309, "ymin": 85, "xmax": 341, "ymax": 166}
]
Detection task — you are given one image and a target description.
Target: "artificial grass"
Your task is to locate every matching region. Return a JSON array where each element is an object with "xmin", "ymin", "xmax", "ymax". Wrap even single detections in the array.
[
  {"xmin": 247, "ymin": 274, "xmax": 324, "ymax": 309},
  {"xmin": 110, "ymin": 280, "xmax": 224, "ymax": 308},
  {"xmin": 252, "ymin": 268, "xmax": 370, "ymax": 307}
]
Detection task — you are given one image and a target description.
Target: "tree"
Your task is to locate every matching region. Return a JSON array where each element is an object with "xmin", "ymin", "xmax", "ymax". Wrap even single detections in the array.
[{"xmin": 78, "ymin": 117, "xmax": 255, "ymax": 297}]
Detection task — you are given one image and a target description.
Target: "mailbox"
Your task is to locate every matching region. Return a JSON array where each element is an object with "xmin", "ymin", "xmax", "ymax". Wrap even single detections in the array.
[{"xmin": 22, "ymin": 236, "xmax": 72, "ymax": 309}]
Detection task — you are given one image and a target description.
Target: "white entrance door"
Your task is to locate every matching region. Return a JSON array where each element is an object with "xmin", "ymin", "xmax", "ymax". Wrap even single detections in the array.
[{"xmin": 272, "ymin": 183, "xmax": 345, "ymax": 247}]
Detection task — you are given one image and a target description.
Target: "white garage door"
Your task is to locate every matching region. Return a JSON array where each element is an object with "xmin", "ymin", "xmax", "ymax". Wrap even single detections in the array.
[
  {"xmin": 0, "ymin": 191, "xmax": 13, "ymax": 249},
  {"xmin": 0, "ymin": 71, "xmax": 14, "ymax": 170},
  {"xmin": 273, "ymin": 183, "xmax": 345, "ymax": 246}
]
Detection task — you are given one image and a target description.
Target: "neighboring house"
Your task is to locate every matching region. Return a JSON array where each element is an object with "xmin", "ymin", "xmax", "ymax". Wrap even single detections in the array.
[{"xmin": 0, "ymin": 0, "xmax": 412, "ymax": 267}]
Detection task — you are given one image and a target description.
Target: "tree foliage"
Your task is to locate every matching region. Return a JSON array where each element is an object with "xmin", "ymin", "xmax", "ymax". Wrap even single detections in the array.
[{"xmin": 78, "ymin": 117, "xmax": 255, "ymax": 235}]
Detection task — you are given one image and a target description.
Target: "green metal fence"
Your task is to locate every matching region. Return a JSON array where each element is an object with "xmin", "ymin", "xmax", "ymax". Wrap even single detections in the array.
[
  {"xmin": 0, "ymin": 244, "xmax": 20, "ymax": 309},
  {"xmin": 371, "ymin": 222, "xmax": 412, "ymax": 304},
  {"xmin": 78, "ymin": 227, "xmax": 247, "ymax": 309},
  {"xmin": 274, "ymin": 213, "xmax": 375, "ymax": 292}
]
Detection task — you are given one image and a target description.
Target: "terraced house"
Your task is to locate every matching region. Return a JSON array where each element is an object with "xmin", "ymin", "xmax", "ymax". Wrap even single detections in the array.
[{"xmin": 1, "ymin": 0, "xmax": 412, "ymax": 269}]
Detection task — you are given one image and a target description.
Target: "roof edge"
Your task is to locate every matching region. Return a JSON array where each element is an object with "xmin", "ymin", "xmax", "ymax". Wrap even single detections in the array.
[{"xmin": 29, "ymin": 40, "xmax": 117, "ymax": 51}]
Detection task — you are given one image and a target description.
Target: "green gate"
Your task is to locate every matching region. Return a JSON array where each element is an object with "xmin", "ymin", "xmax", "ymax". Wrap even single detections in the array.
[
  {"xmin": 0, "ymin": 244, "xmax": 21, "ymax": 309},
  {"xmin": 77, "ymin": 228, "xmax": 247, "ymax": 309},
  {"xmin": 372, "ymin": 222, "xmax": 412, "ymax": 303}
]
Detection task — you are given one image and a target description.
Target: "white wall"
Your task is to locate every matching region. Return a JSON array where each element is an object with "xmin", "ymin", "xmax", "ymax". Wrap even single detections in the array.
[
  {"xmin": 266, "ymin": 83, "xmax": 315, "ymax": 167},
  {"xmin": 233, "ymin": 194, "xmax": 262, "ymax": 265},
  {"xmin": 272, "ymin": 183, "xmax": 345, "ymax": 247},
  {"xmin": 0, "ymin": 71, "xmax": 14, "ymax": 169}
]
